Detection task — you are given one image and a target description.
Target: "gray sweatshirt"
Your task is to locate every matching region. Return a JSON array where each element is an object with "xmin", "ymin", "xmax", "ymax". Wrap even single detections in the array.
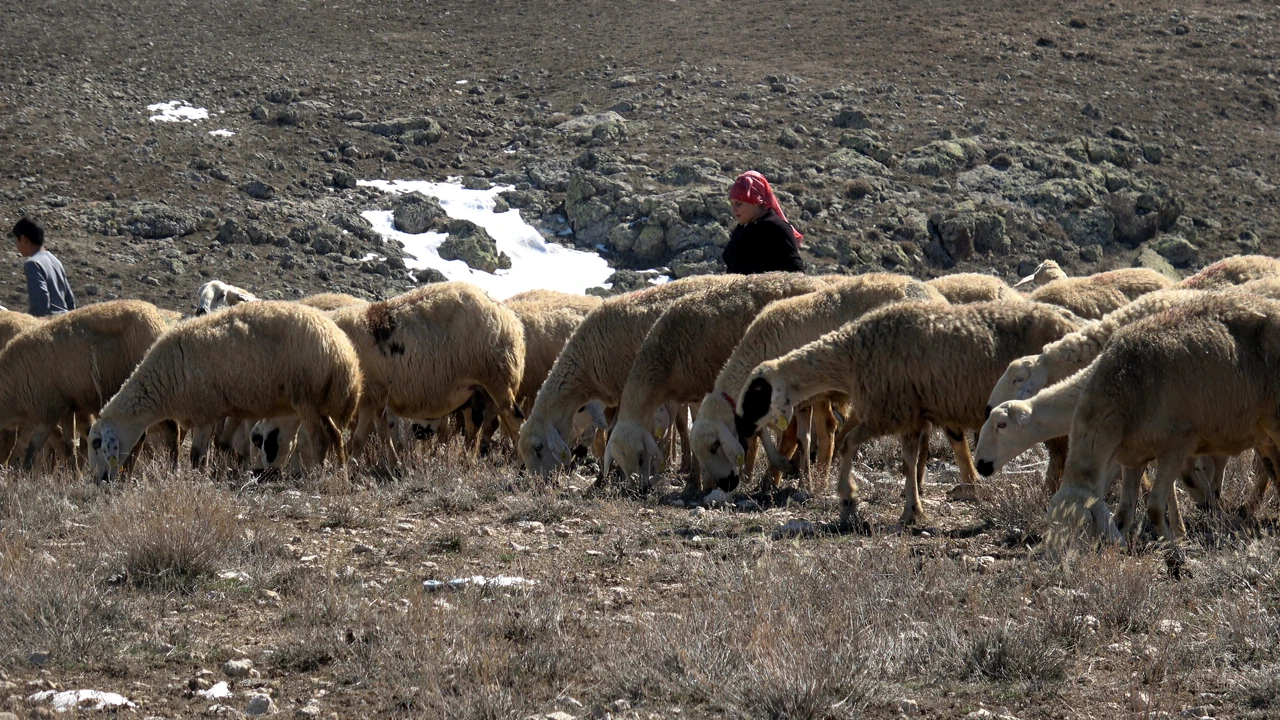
[{"xmin": 24, "ymin": 249, "xmax": 76, "ymax": 317}]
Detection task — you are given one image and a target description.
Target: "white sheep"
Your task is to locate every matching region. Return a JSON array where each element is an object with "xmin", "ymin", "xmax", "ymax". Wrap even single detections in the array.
[
  {"xmin": 1178, "ymin": 254, "xmax": 1280, "ymax": 289},
  {"xmin": 87, "ymin": 301, "xmax": 362, "ymax": 482},
  {"xmin": 1049, "ymin": 292, "xmax": 1280, "ymax": 557},
  {"xmin": 603, "ymin": 273, "xmax": 832, "ymax": 486},
  {"xmin": 737, "ymin": 300, "xmax": 1080, "ymax": 529},
  {"xmin": 692, "ymin": 273, "xmax": 946, "ymax": 495},
  {"xmin": 986, "ymin": 289, "xmax": 1205, "ymax": 411},
  {"xmin": 1028, "ymin": 267, "xmax": 1174, "ymax": 319},
  {"xmin": 1011, "ymin": 259, "xmax": 1068, "ymax": 291},
  {"xmin": 194, "ymin": 279, "xmax": 259, "ymax": 316},
  {"xmin": 517, "ymin": 274, "xmax": 729, "ymax": 476},
  {"xmin": 0, "ymin": 301, "xmax": 178, "ymax": 470},
  {"xmin": 927, "ymin": 273, "xmax": 1021, "ymax": 304},
  {"xmin": 298, "ymin": 292, "xmax": 368, "ymax": 310}
]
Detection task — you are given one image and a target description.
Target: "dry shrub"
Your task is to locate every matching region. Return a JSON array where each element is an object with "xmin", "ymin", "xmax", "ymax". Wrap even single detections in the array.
[
  {"xmin": 977, "ymin": 478, "xmax": 1048, "ymax": 546},
  {"xmin": 960, "ymin": 619, "xmax": 1068, "ymax": 687},
  {"xmin": 97, "ymin": 480, "xmax": 241, "ymax": 590},
  {"xmin": 0, "ymin": 541, "xmax": 129, "ymax": 668}
]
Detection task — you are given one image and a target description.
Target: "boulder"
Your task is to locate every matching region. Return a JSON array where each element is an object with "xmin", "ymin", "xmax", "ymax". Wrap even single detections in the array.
[
  {"xmin": 901, "ymin": 138, "xmax": 985, "ymax": 177},
  {"xmin": 392, "ymin": 192, "xmax": 447, "ymax": 234},
  {"xmin": 438, "ymin": 220, "xmax": 511, "ymax": 273},
  {"xmin": 1057, "ymin": 204, "xmax": 1114, "ymax": 247},
  {"xmin": 823, "ymin": 149, "xmax": 891, "ymax": 178},
  {"xmin": 1154, "ymin": 234, "xmax": 1198, "ymax": 267},
  {"xmin": 350, "ymin": 116, "xmax": 444, "ymax": 144},
  {"xmin": 1134, "ymin": 245, "xmax": 1180, "ymax": 281},
  {"xmin": 121, "ymin": 202, "xmax": 206, "ymax": 238},
  {"xmin": 554, "ymin": 112, "xmax": 626, "ymax": 145}
]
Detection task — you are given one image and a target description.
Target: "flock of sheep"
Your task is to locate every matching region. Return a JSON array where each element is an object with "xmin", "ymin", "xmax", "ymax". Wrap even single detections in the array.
[{"xmin": 4, "ymin": 254, "xmax": 1280, "ymax": 564}]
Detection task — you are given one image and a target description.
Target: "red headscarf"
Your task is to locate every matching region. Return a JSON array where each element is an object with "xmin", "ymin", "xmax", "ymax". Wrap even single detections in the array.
[{"xmin": 729, "ymin": 170, "xmax": 802, "ymax": 246}]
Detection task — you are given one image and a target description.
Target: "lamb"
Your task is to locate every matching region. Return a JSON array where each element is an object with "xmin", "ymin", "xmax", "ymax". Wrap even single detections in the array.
[
  {"xmin": 0, "ymin": 300, "xmax": 177, "ymax": 470},
  {"xmin": 517, "ymin": 274, "xmax": 729, "ymax": 475},
  {"xmin": 603, "ymin": 273, "xmax": 832, "ymax": 485},
  {"xmin": 1028, "ymin": 267, "xmax": 1175, "ymax": 319},
  {"xmin": 692, "ymin": 273, "xmax": 946, "ymax": 494},
  {"xmin": 737, "ymin": 300, "xmax": 1080, "ymax": 529},
  {"xmin": 1012, "ymin": 259, "xmax": 1069, "ymax": 291},
  {"xmin": 194, "ymin": 280, "xmax": 258, "ymax": 315},
  {"xmin": 87, "ymin": 301, "xmax": 361, "ymax": 482},
  {"xmin": 986, "ymin": 289, "xmax": 1206, "ymax": 411},
  {"xmin": 927, "ymin": 273, "xmax": 1020, "ymax": 304},
  {"xmin": 327, "ymin": 282, "xmax": 526, "ymax": 458},
  {"xmin": 1048, "ymin": 293, "xmax": 1280, "ymax": 557},
  {"xmin": 1178, "ymin": 254, "xmax": 1280, "ymax": 290}
]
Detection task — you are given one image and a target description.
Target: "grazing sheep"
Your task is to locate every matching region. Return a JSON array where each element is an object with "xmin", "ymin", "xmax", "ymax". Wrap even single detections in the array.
[
  {"xmin": 327, "ymin": 282, "xmax": 526, "ymax": 458},
  {"xmin": 1028, "ymin": 267, "xmax": 1175, "ymax": 319},
  {"xmin": 1012, "ymin": 259, "xmax": 1069, "ymax": 291},
  {"xmin": 194, "ymin": 279, "xmax": 258, "ymax": 316},
  {"xmin": 987, "ymin": 289, "xmax": 1206, "ymax": 411},
  {"xmin": 87, "ymin": 301, "xmax": 361, "ymax": 482},
  {"xmin": 927, "ymin": 273, "xmax": 1020, "ymax": 304},
  {"xmin": 0, "ymin": 301, "xmax": 176, "ymax": 470},
  {"xmin": 603, "ymin": 273, "xmax": 832, "ymax": 485},
  {"xmin": 1049, "ymin": 293, "xmax": 1280, "ymax": 555},
  {"xmin": 738, "ymin": 300, "xmax": 1080, "ymax": 529},
  {"xmin": 693, "ymin": 273, "xmax": 945, "ymax": 494},
  {"xmin": 1178, "ymin": 254, "xmax": 1280, "ymax": 290},
  {"xmin": 298, "ymin": 292, "xmax": 368, "ymax": 310},
  {"xmin": 517, "ymin": 275, "xmax": 728, "ymax": 475}
]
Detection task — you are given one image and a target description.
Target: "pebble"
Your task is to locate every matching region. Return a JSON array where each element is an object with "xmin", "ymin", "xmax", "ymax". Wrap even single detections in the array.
[
  {"xmin": 296, "ymin": 705, "xmax": 321, "ymax": 718},
  {"xmin": 245, "ymin": 693, "xmax": 277, "ymax": 716},
  {"xmin": 1181, "ymin": 707, "xmax": 1214, "ymax": 718},
  {"xmin": 222, "ymin": 658, "xmax": 255, "ymax": 679},
  {"xmin": 352, "ymin": 543, "xmax": 375, "ymax": 554},
  {"xmin": 898, "ymin": 698, "xmax": 920, "ymax": 716}
]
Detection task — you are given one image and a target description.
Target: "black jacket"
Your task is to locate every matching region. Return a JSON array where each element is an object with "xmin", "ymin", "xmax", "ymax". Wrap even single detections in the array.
[{"xmin": 722, "ymin": 209, "xmax": 805, "ymax": 275}]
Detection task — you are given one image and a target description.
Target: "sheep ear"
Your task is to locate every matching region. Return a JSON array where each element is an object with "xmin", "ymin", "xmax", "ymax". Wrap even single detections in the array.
[{"xmin": 584, "ymin": 401, "xmax": 609, "ymax": 430}]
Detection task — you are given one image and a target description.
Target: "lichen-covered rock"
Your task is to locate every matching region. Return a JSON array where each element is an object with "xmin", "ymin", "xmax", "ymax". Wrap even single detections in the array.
[
  {"xmin": 1134, "ymin": 245, "xmax": 1180, "ymax": 280},
  {"xmin": 554, "ymin": 112, "xmax": 626, "ymax": 145},
  {"xmin": 838, "ymin": 129, "xmax": 894, "ymax": 166},
  {"xmin": 659, "ymin": 157, "xmax": 724, "ymax": 186},
  {"xmin": 438, "ymin": 219, "xmax": 511, "ymax": 273},
  {"xmin": 901, "ymin": 138, "xmax": 985, "ymax": 176},
  {"xmin": 930, "ymin": 204, "xmax": 1010, "ymax": 261},
  {"xmin": 1154, "ymin": 234, "xmax": 1198, "ymax": 267},
  {"xmin": 392, "ymin": 192, "xmax": 447, "ymax": 234},
  {"xmin": 121, "ymin": 202, "xmax": 207, "ymax": 238},
  {"xmin": 823, "ymin": 148, "xmax": 891, "ymax": 178},
  {"xmin": 1058, "ymin": 205, "xmax": 1114, "ymax": 247},
  {"xmin": 350, "ymin": 116, "xmax": 443, "ymax": 144}
]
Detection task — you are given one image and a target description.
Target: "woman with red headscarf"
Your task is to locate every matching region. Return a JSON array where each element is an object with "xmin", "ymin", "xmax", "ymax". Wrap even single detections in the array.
[{"xmin": 721, "ymin": 170, "xmax": 806, "ymax": 275}]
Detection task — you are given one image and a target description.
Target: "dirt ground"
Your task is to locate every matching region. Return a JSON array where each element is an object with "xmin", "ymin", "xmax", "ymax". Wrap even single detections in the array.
[{"xmin": 3, "ymin": 1, "xmax": 1280, "ymax": 718}]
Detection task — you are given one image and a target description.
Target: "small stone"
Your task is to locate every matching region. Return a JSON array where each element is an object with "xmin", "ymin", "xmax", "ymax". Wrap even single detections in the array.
[
  {"xmin": 1181, "ymin": 706, "xmax": 1214, "ymax": 718},
  {"xmin": 240, "ymin": 181, "xmax": 277, "ymax": 201},
  {"xmin": 545, "ymin": 713, "xmax": 577, "ymax": 720},
  {"xmin": 1129, "ymin": 691, "xmax": 1151, "ymax": 711},
  {"xmin": 222, "ymin": 658, "xmax": 254, "ymax": 678},
  {"xmin": 609, "ymin": 699, "xmax": 631, "ymax": 712},
  {"xmin": 352, "ymin": 543, "xmax": 375, "ymax": 554},
  {"xmin": 245, "ymin": 693, "xmax": 277, "ymax": 716},
  {"xmin": 898, "ymin": 698, "xmax": 920, "ymax": 716},
  {"xmin": 296, "ymin": 705, "xmax": 321, "ymax": 719},
  {"xmin": 28, "ymin": 651, "xmax": 49, "ymax": 666}
]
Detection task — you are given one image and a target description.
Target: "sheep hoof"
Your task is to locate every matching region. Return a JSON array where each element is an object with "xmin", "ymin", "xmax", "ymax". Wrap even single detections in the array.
[
  {"xmin": 838, "ymin": 499, "xmax": 871, "ymax": 535},
  {"xmin": 900, "ymin": 507, "xmax": 927, "ymax": 528},
  {"xmin": 1165, "ymin": 550, "xmax": 1191, "ymax": 580}
]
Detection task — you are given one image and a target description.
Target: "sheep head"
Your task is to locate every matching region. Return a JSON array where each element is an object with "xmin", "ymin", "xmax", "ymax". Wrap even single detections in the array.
[
  {"xmin": 604, "ymin": 420, "xmax": 663, "ymax": 484},
  {"xmin": 735, "ymin": 366, "xmax": 793, "ymax": 440},
  {"xmin": 518, "ymin": 417, "xmax": 572, "ymax": 476},
  {"xmin": 194, "ymin": 280, "xmax": 259, "ymax": 316},
  {"xmin": 1047, "ymin": 482, "xmax": 1124, "ymax": 549},
  {"xmin": 974, "ymin": 401, "xmax": 1033, "ymax": 477},
  {"xmin": 690, "ymin": 394, "xmax": 747, "ymax": 493},
  {"xmin": 87, "ymin": 420, "xmax": 125, "ymax": 484},
  {"xmin": 1013, "ymin": 260, "xmax": 1066, "ymax": 291},
  {"xmin": 987, "ymin": 355, "xmax": 1040, "ymax": 413}
]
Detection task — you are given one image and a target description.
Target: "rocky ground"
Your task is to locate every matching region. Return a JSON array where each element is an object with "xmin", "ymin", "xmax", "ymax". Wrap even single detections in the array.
[
  {"xmin": 3, "ymin": 0, "xmax": 1280, "ymax": 717},
  {"xmin": 3, "ymin": 0, "xmax": 1279, "ymax": 309}
]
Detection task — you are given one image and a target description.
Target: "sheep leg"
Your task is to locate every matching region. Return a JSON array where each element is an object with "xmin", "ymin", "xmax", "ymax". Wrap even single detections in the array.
[
  {"xmin": 901, "ymin": 430, "xmax": 930, "ymax": 527},
  {"xmin": 1243, "ymin": 444, "xmax": 1280, "ymax": 517},
  {"xmin": 189, "ymin": 424, "xmax": 215, "ymax": 467},
  {"xmin": 1042, "ymin": 437, "xmax": 1069, "ymax": 495},
  {"xmin": 810, "ymin": 400, "xmax": 837, "ymax": 494},
  {"xmin": 1113, "ymin": 464, "xmax": 1146, "ymax": 537},
  {"xmin": 834, "ymin": 422, "xmax": 878, "ymax": 534},
  {"xmin": 945, "ymin": 427, "xmax": 979, "ymax": 486},
  {"xmin": 675, "ymin": 405, "xmax": 692, "ymax": 474},
  {"xmin": 793, "ymin": 405, "xmax": 813, "ymax": 477},
  {"xmin": 21, "ymin": 424, "xmax": 56, "ymax": 472},
  {"xmin": 0, "ymin": 429, "xmax": 14, "ymax": 465},
  {"xmin": 1147, "ymin": 445, "xmax": 1195, "ymax": 551}
]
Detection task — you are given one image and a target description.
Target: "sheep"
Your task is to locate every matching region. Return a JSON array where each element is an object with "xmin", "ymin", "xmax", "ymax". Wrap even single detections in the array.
[
  {"xmin": 517, "ymin": 274, "xmax": 730, "ymax": 476},
  {"xmin": 1028, "ymin": 267, "xmax": 1175, "ymax": 319},
  {"xmin": 460, "ymin": 290, "xmax": 603, "ymax": 455},
  {"xmin": 298, "ymin": 292, "xmax": 368, "ymax": 310},
  {"xmin": 87, "ymin": 301, "xmax": 361, "ymax": 482},
  {"xmin": 327, "ymin": 282, "xmax": 526, "ymax": 459},
  {"xmin": 1048, "ymin": 293, "xmax": 1280, "ymax": 557},
  {"xmin": 692, "ymin": 273, "xmax": 946, "ymax": 494},
  {"xmin": 1012, "ymin": 259, "xmax": 1069, "ymax": 291},
  {"xmin": 0, "ymin": 310, "xmax": 42, "ymax": 349},
  {"xmin": 0, "ymin": 300, "xmax": 177, "ymax": 470},
  {"xmin": 194, "ymin": 279, "xmax": 258, "ymax": 315},
  {"xmin": 927, "ymin": 273, "xmax": 1020, "ymax": 304},
  {"xmin": 602, "ymin": 273, "xmax": 833, "ymax": 486},
  {"xmin": 737, "ymin": 300, "xmax": 1080, "ymax": 529},
  {"xmin": 987, "ymin": 289, "xmax": 1206, "ymax": 411},
  {"xmin": 1178, "ymin": 254, "xmax": 1280, "ymax": 290}
]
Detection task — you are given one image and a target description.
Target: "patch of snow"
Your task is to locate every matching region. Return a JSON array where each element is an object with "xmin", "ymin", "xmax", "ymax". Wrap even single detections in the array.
[
  {"xmin": 208, "ymin": 129, "xmax": 235, "ymax": 137},
  {"xmin": 147, "ymin": 101, "xmax": 209, "ymax": 123},
  {"xmin": 359, "ymin": 179, "xmax": 615, "ymax": 299},
  {"xmin": 455, "ymin": 79, "xmax": 468, "ymax": 84},
  {"xmin": 197, "ymin": 681, "xmax": 233, "ymax": 700},
  {"xmin": 430, "ymin": 575, "xmax": 539, "ymax": 591},
  {"xmin": 361, "ymin": 252, "xmax": 385, "ymax": 263},
  {"xmin": 28, "ymin": 689, "xmax": 137, "ymax": 713}
]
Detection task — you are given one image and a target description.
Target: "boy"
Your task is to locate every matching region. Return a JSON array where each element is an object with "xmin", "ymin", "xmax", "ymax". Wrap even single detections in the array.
[{"xmin": 12, "ymin": 218, "xmax": 75, "ymax": 316}]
